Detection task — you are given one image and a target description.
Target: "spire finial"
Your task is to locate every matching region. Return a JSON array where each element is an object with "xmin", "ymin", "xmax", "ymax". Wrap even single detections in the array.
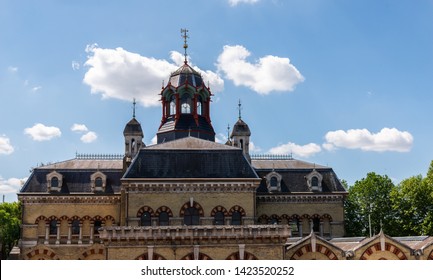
[
  {"xmin": 132, "ymin": 98, "xmax": 136, "ymax": 118},
  {"xmin": 238, "ymin": 99, "xmax": 242, "ymax": 119},
  {"xmin": 181, "ymin": 28, "xmax": 189, "ymax": 63},
  {"xmin": 227, "ymin": 123, "xmax": 230, "ymax": 140}
]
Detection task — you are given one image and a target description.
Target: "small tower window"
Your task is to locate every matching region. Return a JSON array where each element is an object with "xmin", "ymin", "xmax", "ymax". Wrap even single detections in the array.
[
  {"xmin": 181, "ymin": 96, "xmax": 192, "ymax": 114},
  {"xmin": 197, "ymin": 101, "xmax": 202, "ymax": 115},
  {"xmin": 170, "ymin": 98, "xmax": 176, "ymax": 115}
]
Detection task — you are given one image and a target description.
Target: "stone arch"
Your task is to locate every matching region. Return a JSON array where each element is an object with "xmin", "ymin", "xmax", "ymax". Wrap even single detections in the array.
[
  {"xmin": 258, "ymin": 214, "xmax": 269, "ymax": 224},
  {"xmin": 135, "ymin": 252, "xmax": 166, "ymax": 260},
  {"xmin": 25, "ymin": 247, "xmax": 59, "ymax": 260},
  {"xmin": 181, "ymin": 252, "xmax": 212, "ymax": 260},
  {"xmin": 321, "ymin": 213, "xmax": 333, "ymax": 222},
  {"xmin": 155, "ymin": 206, "xmax": 174, "ymax": 217},
  {"xmin": 210, "ymin": 205, "xmax": 229, "ymax": 217},
  {"xmin": 80, "ymin": 247, "xmax": 105, "ymax": 260},
  {"xmin": 290, "ymin": 244, "xmax": 338, "ymax": 260},
  {"xmin": 228, "ymin": 205, "xmax": 246, "ymax": 216},
  {"xmin": 69, "ymin": 215, "xmax": 81, "ymax": 222},
  {"xmin": 35, "ymin": 215, "xmax": 47, "ymax": 224},
  {"xmin": 280, "ymin": 214, "xmax": 290, "ymax": 224},
  {"xmin": 310, "ymin": 214, "xmax": 322, "ymax": 221},
  {"xmin": 226, "ymin": 251, "xmax": 258, "ymax": 260},
  {"xmin": 290, "ymin": 214, "xmax": 302, "ymax": 222},
  {"xmin": 137, "ymin": 206, "xmax": 155, "ymax": 217},
  {"xmin": 269, "ymin": 214, "xmax": 281, "ymax": 224},
  {"xmin": 104, "ymin": 215, "xmax": 115, "ymax": 226},
  {"xmin": 179, "ymin": 201, "xmax": 204, "ymax": 217},
  {"xmin": 360, "ymin": 242, "xmax": 407, "ymax": 260}
]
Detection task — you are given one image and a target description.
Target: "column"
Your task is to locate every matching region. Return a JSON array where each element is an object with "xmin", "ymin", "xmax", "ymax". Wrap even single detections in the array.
[
  {"xmin": 55, "ymin": 222, "xmax": 60, "ymax": 245},
  {"xmin": 67, "ymin": 222, "xmax": 72, "ymax": 244},
  {"xmin": 78, "ymin": 223, "xmax": 83, "ymax": 244},
  {"xmin": 319, "ymin": 222, "xmax": 324, "ymax": 237},
  {"xmin": 238, "ymin": 244, "xmax": 245, "ymax": 260},
  {"xmin": 299, "ymin": 224, "xmax": 303, "ymax": 237},
  {"xmin": 44, "ymin": 223, "xmax": 49, "ymax": 245},
  {"xmin": 90, "ymin": 223, "xmax": 94, "ymax": 244}
]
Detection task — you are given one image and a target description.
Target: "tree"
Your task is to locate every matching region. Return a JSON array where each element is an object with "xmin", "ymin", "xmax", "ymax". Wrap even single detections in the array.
[
  {"xmin": 391, "ymin": 161, "xmax": 433, "ymax": 236},
  {"xmin": 344, "ymin": 172, "xmax": 397, "ymax": 237},
  {"xmin": 0, "ymin": 202, "xmax": 21, "ymax": 259}
]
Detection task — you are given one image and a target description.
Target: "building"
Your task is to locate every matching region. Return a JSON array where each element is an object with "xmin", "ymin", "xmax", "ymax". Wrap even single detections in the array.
[{"xmin": 16, "ymin": 35, "xmax": 433, "ymax": 260}]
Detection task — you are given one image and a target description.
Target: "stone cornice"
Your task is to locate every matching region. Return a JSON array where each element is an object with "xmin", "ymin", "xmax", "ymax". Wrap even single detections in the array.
[
  {"xmin": 124, "ymin": 181, "xmax": 259, "ymax": 193},
  {"xmin": 19, "ymin": 195, "xmax": 121, "ymax": 204},
  {"xmin": 257, "ymin": 193, "xmax": 345, "ymax": 204}
]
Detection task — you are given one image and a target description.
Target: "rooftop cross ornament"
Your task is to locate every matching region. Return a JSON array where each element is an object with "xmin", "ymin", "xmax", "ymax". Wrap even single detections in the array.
[
  {"xmin": 181, "ymin": 28, "xmax": 189, "ymax": 63},
  {"xmin": 238, "ymin": 99, "xmax": 242, "ymax": 119},
  {"xmin": 227, "ymin": 124, "xmax": 230, "ymax": 140},
  {"xmin": 133, "ymin": 98, "xmax": 136, "ymax": 118}
]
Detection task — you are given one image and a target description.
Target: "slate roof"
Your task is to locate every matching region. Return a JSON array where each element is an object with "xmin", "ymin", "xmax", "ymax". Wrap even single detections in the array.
[
  {"xmin": 19, "ymin": 159, "xmax": 123, "ymax": 194},
  {"xmin": 252, "ymin": 159, "xmax": 346, "ymax": 193},
  {"xmin": 124, "ymin": 137, "xmax": 258, "ymax": 179}
]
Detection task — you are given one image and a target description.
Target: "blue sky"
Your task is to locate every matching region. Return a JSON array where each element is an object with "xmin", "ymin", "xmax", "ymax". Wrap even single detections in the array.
[{"xmin": 1, "ymin": 0, "xmax": 432, "ymax": 202}]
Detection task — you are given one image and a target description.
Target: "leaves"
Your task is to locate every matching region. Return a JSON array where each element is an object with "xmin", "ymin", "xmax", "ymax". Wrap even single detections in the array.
[{"xmin": 0, "ymin": 202, "xmax": 21, "ymax": 259}]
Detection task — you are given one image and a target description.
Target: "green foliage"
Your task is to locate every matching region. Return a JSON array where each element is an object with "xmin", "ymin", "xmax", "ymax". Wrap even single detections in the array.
[
  {"xmin": 344, "ymin": 172, "xmax": 396, "ymax": 237},
  {"xmin": 0, "ymin": 202, "xmax": 21, "ymax": 259},
  {"xmin": 345, "ymin": 160, "xmax": 433, "ymax": 237}
]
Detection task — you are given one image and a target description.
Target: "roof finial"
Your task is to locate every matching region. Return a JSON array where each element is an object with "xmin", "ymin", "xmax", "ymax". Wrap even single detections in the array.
[
  {"xmin": 132, "ymin": 98, "xmax": 136, "ymax": 118},
  {"xmin": 181, "ymin": 28, "xmax": 189, "ymax": 64},
  {"xmin": 238, "ymin": 99, "xmax": 242, "ymax": 119},
  {"xmin": 227, "ymin": 123, "xmax": 230, "ymax": 140}
]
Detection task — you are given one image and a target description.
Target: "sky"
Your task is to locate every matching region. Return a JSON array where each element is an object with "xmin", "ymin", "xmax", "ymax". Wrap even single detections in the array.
[{"xmin": 1, "ymin": 0, "xmax": 432, "ymax": 202}]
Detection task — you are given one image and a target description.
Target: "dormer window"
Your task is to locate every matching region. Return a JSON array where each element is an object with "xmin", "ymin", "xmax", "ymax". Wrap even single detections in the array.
[
  {"xmin": 46, "ymin": 171, "xmax": 63, "ymax": 193},
  {"xmin": 306, "ymin": 170, "xmax": 323, "ymax": 192},
  {"xmin": 265, "ymin": 171, "xmax": 282, "ymax": 193},
  {"xmin": 91, "ymin": 171, "xmax": 107, "ymax": 192}
]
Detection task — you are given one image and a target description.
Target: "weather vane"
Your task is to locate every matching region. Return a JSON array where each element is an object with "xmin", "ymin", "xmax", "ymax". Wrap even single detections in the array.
[
  {"xmin": 238, "ymin": 99, "xmax": 242, "ymax": 119},
  {"xmin": 181, "ymin": 28, "xmax": 189, "ymax": 63},
  {"xmin": 132, "ymin": 98, "xmax": 136, "ymax": 118}
]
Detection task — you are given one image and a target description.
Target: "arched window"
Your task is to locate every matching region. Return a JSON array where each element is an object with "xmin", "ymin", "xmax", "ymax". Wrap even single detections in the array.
[
  {"xmin": 214, "ymin": 211, "xmax": 225, "ymax": 225},
  {"xmin": 181, "ymin": 96, "xmax": 192, "ymax": 114},
  {"xmin": 94, "ymin": 220, "xmax": 102, "ymax": 234},
  {"xmin": 71, "ymin": 219, "xmax": 80, "ymax": 235},
  {"xmin": 197, "ymin": 101, "xmax": 202, "ymax": 115},
  {"xmin": 49, "ymin": 219, "xmax": 57, "ymax": 235},
  {"xmin": 270, "ymin": 217, "xmax": 279, "ymax": 225},
  {"xmin": 231, "ymin": 211, "xmax": 242, "ymax": 225},
  {"xmin": 184, "ymin": 207, "xmax": 199, "ymax": 226},
  {"xmin": 140, "ymin": 211, "xmax": 152, "ymax": 226},
  {"xmin": 170, "ymin": 97, "xmax": 176, "ymax": 115},
  {"xmin": 131, "ymin": 139, "xmax": 136, "ymax": 154},
  {"xmin": 291, "ymin": 218, "xmax": 300, "ymax": 233},
  {"xmin": 95, "ymin": 177, "xmax": 103, "ymax": 188},
  {"xmin": 51, "ymin": 177, "xmax": 59, "ymax": 188},
  {"xmin": 270, "ymin": 177, "xmax": 278, "ymax": 187},
  {"xmin": 158, "ymin": 211, "xmax": 169, "ymax": 226},
  {"xmin": 312, "ymin": 176, "xmax": 319, "ymax": 187},
  {"xmin": 313, "ymin": 217, "xmax": 320, "ymax": 232}
]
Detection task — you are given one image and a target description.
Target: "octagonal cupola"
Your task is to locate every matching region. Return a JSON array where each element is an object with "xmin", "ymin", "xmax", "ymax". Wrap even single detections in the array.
[
  {"xmin": 123, "ymin": 99, "xmax": 144, "ymax": 170},
  {"xmin": 156, "ymin": 29, "xmax": 215, "ymax": 144},
  {"xmin": 230, "ymin": 100, "xmax": 251, "ymax": 162}
]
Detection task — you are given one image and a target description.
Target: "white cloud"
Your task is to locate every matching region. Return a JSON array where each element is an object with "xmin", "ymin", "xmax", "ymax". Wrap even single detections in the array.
[
  {"xmin": 150, "ymin": 135, "xmax": 158, "ymax": 145},
  {"xmin": 0, "ymin": 176, "xmax": 28, "ymax": 194},
  {"xmin": 83, "ymin": 45, "xmax": 224, "ymax": 107},
  {"xmin": 72, "ymin": 61, "xmax": 80, "ymax": 70},
  {"xmin": 0, "ymin": 136, "xmax": 14, "ymax": 155},
  {"xmin": 228, "ymin": 0, "xmax": 259, "ymax": 6},
  {"xmin": 269, "ymin": 141, "xmax": 321, "ymax": 158},
  {"xmin": 323, "ymin": 128, "xmax": 413, "ymax": 152},
  {"xmin": 8, "ymin": 66, "xmax": 18, "ymax": 73},
  {"xmin": 31, "ymin": 86, "xmax": 42, "ymax": 92},
  {"xmin": 71, "ymin": 123, "xmax": 89, "ymax": 133},
  {"xmin": 80, "ymin": 131, "xmax": 97, "ymax": 143},
  {"xmin": 216, "ymin": 45, "xmax": 304, "ymax": 94},
  {"xmin": 24, "ymin": 123, "xmax": 61, "ymax": 141},
  {"xmin": 249, "ymin": 141, "xmax": 262, "ymax": 153}
]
